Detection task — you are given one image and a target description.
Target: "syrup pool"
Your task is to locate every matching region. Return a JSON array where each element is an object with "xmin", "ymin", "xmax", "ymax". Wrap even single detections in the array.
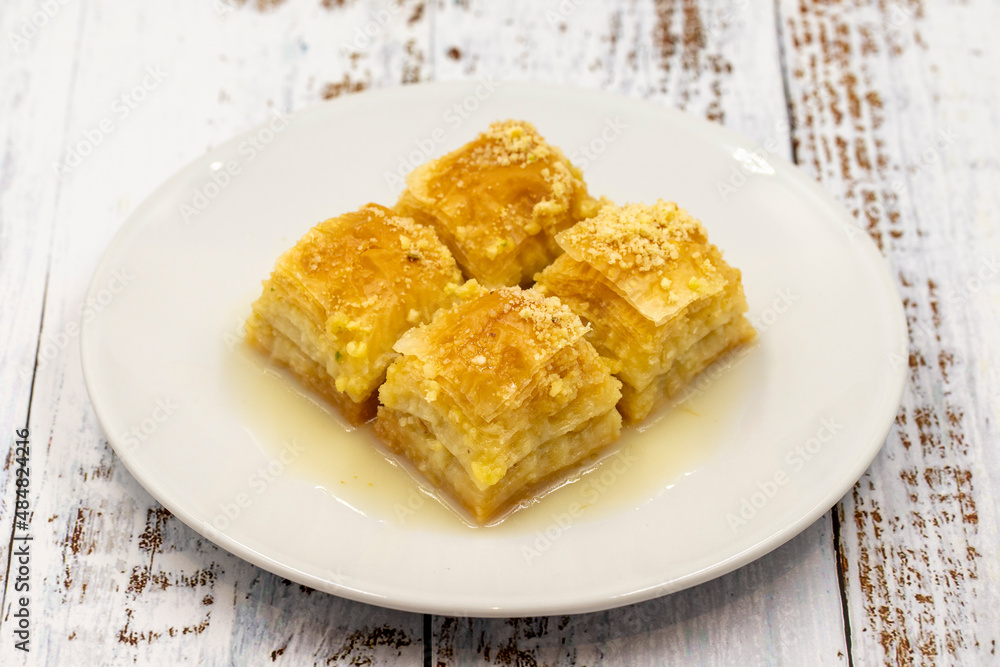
[{"xmin": 223, "ymin": 332, "xmax": 759, "ymax": 537}]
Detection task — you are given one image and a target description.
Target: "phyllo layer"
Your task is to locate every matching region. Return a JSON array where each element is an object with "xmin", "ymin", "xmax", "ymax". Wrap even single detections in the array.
[
  {"xmin": 396, "ymin": 120, "xmax": 602, "ymax": 288},
  {"xmin": 245, "ymin": 203, "xmax": 465, "ymax": 424},
  {"xmin": 536, "ymin": 200, "xmax": 755, "ymax": 423},
  {"xmin": 375, "ymin": 285, "xmax": 622, "ymax": 522}
]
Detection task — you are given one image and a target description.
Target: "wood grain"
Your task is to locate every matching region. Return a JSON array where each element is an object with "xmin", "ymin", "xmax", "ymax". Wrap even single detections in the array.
[
  {"xmin": 429, "ymin": 1, "xmax": 849, "ymax": 663},
  {"xmin": 0, "ymin": 0, "xmax": 81, "ymax": 632},
  {"xmin": 778, "ymin": 0, "xmax": 1000, "ymax": 664},
  {"xmin": 1, "ymin": 1, "xmax": 430, "ymax": 664},
  {"xmin": 0, "ymin": 0, "xmax": 996, "ymax": 664}
]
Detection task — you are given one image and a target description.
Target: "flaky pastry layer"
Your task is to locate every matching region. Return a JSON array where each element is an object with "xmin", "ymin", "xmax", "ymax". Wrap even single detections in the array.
[
  {"xmin": 246, "ymin": 203, "xmax": 463, "ymax": 424},
  {"xmin": 375, "ymin": 407, "xmax": 621, "ymax": 523},
  {"xmin": 617, "ymin": 316, "xmax": 756, "ymax": 422},
  {"xmin": 537, "ymin": 253, "xmax": 748, "ymax": 390},
  {"xmin": 396, "ymin": 120, "xmax": 602, "ymax": 287},
  {"xmin": 376, "ymin": 286, "xmax": 623, "ymax": 520},
  {"xmin": 536, "ymin": 201, "xmax": 755, "ymax": 424}
]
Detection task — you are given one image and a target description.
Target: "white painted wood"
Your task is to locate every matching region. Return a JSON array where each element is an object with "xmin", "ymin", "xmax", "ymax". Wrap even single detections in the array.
[
  {"xmin": 777, "ymin": 0, "xmax": 1000, "ymax": 664},
  {"xmin": 430, "ymin": 2, "xmax": 849, "ymax": 663},
  {"xmin": 1, "ymin": 0, "xmax": 996, "ymax": 664},
  {"xmin": 435, "ymin": 520, "xmax": 847, "ymax": 666},
  {"xmin": 0, "ymin": 0, "xmax": 83, "ymax": 628},
  {"xmin": 1, "ymin": 1, "xmax": 430, "ymax": 664}
]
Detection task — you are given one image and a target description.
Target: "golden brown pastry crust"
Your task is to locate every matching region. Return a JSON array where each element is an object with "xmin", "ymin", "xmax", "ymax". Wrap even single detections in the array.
[
  {"xmin": 616, "ymin": 317, "xmax": 756, "ymax": 422},
  {"xmin": 246, "ymin": 203, "xmax": 464, "ymax": 425},
  {"xmin": 245, "ymin": 314, "xmax": 380, "ymax": 424},
  {"xmin": 536, "ymin": 200, "xmax": 755, "ymax": 423},
  {"xmin": 375, "ymin": 408, "xmax": 621, "ymax": 523},
  {"xmin": 246, "ymin": 122, "xmax": 756, "ymax": 522},
  {"xmin": 395, "ymin": 120, "xmax": 602, "ymax": 288},
  {"xmin": 376, "ymin": 286, "xmax": 622, "ymax": 522}
]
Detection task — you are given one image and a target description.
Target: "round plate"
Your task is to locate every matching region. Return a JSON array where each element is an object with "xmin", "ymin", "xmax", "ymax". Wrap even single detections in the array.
[{"xmin": 81, "ymin": 81, "xmax": 906, "ymax": 617}]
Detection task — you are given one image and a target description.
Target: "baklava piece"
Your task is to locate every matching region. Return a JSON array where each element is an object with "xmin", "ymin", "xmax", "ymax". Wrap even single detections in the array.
[
  {"xmin": 375, "ymin": 285, "xmax": 623, "ymax": 523},
  {"xmin": 536, "ymin": 200, "xmax": 755, "ymax": 423},
  {"xmin": 395, "ymin": 120, "xmax": 603, "ymax": 288},
  {"xmin": 245, "ymin": 203, "xmax": 465, "ymax": 425}
]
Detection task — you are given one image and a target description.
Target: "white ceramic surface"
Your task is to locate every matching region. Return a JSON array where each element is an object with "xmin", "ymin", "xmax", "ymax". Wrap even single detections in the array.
[{"xmin": 80, "ymin": 82, "xmax": 906, "ymax": 617}]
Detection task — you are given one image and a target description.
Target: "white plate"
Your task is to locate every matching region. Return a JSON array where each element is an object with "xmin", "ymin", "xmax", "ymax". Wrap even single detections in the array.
[{"xmin": 81, "ymin": 82, "xmax": 906, "ymax": 617}]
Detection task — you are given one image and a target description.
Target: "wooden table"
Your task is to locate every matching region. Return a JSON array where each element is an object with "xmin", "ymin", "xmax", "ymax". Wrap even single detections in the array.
[{"xmin": 2, "ymin": 1, "xmax": 997, "ymax": 664}]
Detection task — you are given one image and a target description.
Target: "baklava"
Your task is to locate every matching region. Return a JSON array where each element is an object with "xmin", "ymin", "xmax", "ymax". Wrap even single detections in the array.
[
  {"xmin": 245, "ymin": 203, "xmax": 465, "ymax": 425},
  {"xmin": 395, "ymin": 119, "xmax": 603, "ymax": 288},
  {"xmin": 375, "ymin": 285, "xmax": 623, "ymax": 523},
  {"xmin": 536, "ymin": 200, "xmax": 755, "ymax": 423}
]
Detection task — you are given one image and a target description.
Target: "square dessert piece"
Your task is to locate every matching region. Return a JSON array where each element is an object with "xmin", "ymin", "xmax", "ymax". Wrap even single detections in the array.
[
  {"xmin": 245, "ymin": 203, "xmax": 465, "ymax": 425},
  {"xmin": 536, "ymin": 200, "xmax": 755, "ymax": 423},
  {"xmin": 395, "ymin": 119, "xmax": 602, "ymax": 288},
  {"xmin": 375, "ymin": 285, "xmax": 623, "ymax": 523}
]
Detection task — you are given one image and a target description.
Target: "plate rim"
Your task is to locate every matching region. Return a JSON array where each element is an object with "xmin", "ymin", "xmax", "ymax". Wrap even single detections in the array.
[{"xmin": 80, "ymin": 80, "xmax": 907, "ymax": 617}]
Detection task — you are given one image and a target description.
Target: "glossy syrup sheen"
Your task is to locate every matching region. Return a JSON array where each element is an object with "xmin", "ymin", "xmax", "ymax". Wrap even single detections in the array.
[{"xmin": 223, "ymin": 329, "xmax": 758, "ymax": 536}]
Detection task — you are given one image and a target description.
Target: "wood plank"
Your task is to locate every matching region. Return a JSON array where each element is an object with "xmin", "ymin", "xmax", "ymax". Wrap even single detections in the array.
[
  {"xmin": 0, "ymin": 2, "xmax": 71, "ymax": 423},
  {"xmin": 430, "ymin": 0, "xmax": 849, "ymax": 663},
  {"xmin": 0, "ymin": 0, "xmax": 87, "ymax": 658},
  {"xmin": 1, "ymin": 0, "xmax": 433, "ymax": 664},
  {"xmin": 4, "ymin": 0, "xmax": 994, "ymax": 663},
  {"xmin": 777, "ymin": 0, "xmax": 1000, "ymax": 664},
  {"xmin": 435, "ymin": 521, "xmax": 847, "ymax": 666}
]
